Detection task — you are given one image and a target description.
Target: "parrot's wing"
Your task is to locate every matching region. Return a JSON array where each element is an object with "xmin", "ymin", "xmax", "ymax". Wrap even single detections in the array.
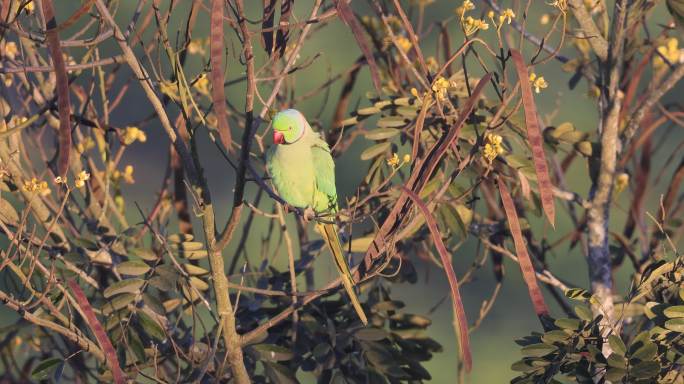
[{"xmin": 311, "ymin": 137, "xmax": 338, "ymax": 213}]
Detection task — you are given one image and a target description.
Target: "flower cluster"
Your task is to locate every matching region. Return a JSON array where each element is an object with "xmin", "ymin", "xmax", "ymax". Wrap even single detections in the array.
[
  {"xmin": 2, "ymin": 41, "xmax": 18, "ymax": 60},
  {"xmin": 431, "ymin": 77, "xmax": 450, "ymax": 102},
  {"xmin": 483, "ymin": 133, "xmax": 505, "ymax": 163},
  {"xmin": 387, "ymin": 153, "xmax": 411, "ymax": 168},
  {"xmin": 395, "ymin": 36, "xmax": 412, "ymax": 53},
  {"xmin": 75, "ymin": 170, "xmax": 90, "ymax": 188},
  {"xmin": 76, "ymin": 137, "xmax": 95, "ymax": 154},
  {"xmin": 529, "ymin": 73, "xmax": 548, "ymax": 93},
  {"xmin": 547, "ymin": 0, "xmax": 567, "ymax": 13},
  {"xmin": 458, "ymin": 1, "xmax": 488, "ymax": 36},
  {"xmin": 194, "ymin": 73, "xmax": 210, "ymax": 95},
  {"xmin": 23, "ymin": 1, "xmax": 34, "ymax": 13},
  {"xmin": 499, "ymin": 8, "xmax": 516, "ymax": 26},
  {"xmin": 654, "ymin": 38, "xmax": 683, "ymax": 71},
  {"xmin": 187, "ymin": 38, "xmax": 208, "ymax": 56},
  {"xmin": 113, "ymin": 165, "xmax": 135, "ymax": 184},
  {"xmin": 462, "ymin": 16, "xmax": 489, "ymax": 36},
  {"xmin": 122, "ymin": 126, "xmax": 147, "ymax": 145},
  {"xmin": 23, "ymin": 178, "xmax": 49, "ymax": 195}
]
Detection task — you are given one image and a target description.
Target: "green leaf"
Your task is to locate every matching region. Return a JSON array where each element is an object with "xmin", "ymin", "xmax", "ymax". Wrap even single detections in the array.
[
  {"xmin": 129, "ymin": 247, "xmax": 158, "ymax": 261},
  {"xmin": 0, "ymin": 198, "xmax": 19, "ymax": 224},
  {"xmin": 574, "ymin": 305, "xmax": 593, "ymax": 321},
  {"xmin": 169, "ymin": 241, "xmax": 204, "ymax": 251},
  {"xmin": 554, "ymin": 318, "xmax": 581, "ymax": 330},
  {"xmin": 365, "ymin": 128, "xmax": 400, "ymax": 140},
  {"xmin": 360, "ymin": 142, "xmax": 391, "ymax": 160},
  {"xmin": 664, "ymin": 318, "xmax": 684, "ymax": 332},
  {"xmin": 607, "ymin": 353, "xmax": 627, "ymax": 368},
  {"xmin": 510, "ymin": 359, "xmax": 535, "ymax": 372},
  {"xmin": 31, "ymin": 357, "xmax": 63, "ymax": 380},
  {"xmin": 189, "ymin": 276, "xmax": 209, "ymax": 291},
  {"xmin": 564, "ymin": 288, "xmax": 592, "ymax": 302},
  {"xmin": 630, "ymin": 360, "xmax": 660, "ymax": 379},
  {"xmin": 376, "ymin": 116, "xmax": 408, "ymax": 128},
  {"xmin": 587, "ymin": 344, "xmax": 605, "ymax": 363},
  {"xmin": 605, "ymin": 367, "xmax": 626, "ymax": 382},
  {"xmin": 183, "ymin": 263, "xmax": 210, "ymax": 276},
  {"xmin": 521, "ymin": 343, "xmax": 557, "ymax": 357},
  {"xmin": 167, "ymin": 233, "xmax": 194, "ymax": 243},
  {"xmin": 102, "ymin": 293, "xmax": 136, "ymax": 316},
  {"xmin": 354, "ymin": 328, "xmax": 389, "ymax": 341},
  {"xmin": 356, "ymin": 106, "xmax": 381, "ymax": 116},
  {"xmin": 263, "ymin": 362, "xmax": 297, "ymax": 384},
  {"xmin": 128, "ymin": 328, "xmax": 146, "ymax": 362},
  {"xmin": 541, "ymin": 330, "xmax": 570, "ymax": 344},
  {"xmin": 631, "ymin": 341, "xmax": 657, "ymax": 362},
  {"xmin": 663, "ymin": 305, "xmax": 684, "ymax": 318},
  {"xmin": 103, "ymin": 278, "xmax": 144, "ymax": 298},
  {"xmin": 115, "ymin": 261, "xmax": 150, "ymax": 276},
  {"xmin": 252, "ymin": 344, "xmax": 294, "ymax": 362},
  {"xmin": 137, "ymin": 311, "xmax": 166, "ymax": 341},
  {"xmin": 182, "ymin": 250, "xmax": 209, "ymax": 260},
  {"xmin": 608, "ymin": 335, "xmax": 626, "ymax": 356}
]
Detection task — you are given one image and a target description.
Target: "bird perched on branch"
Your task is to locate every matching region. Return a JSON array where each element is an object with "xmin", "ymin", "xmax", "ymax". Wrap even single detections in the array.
[{"xmin": 266, "ymin": 109, "xmax": 368, "ymax": 325}]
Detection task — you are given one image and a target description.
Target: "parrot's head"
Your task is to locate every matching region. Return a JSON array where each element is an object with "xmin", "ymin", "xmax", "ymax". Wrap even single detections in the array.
[{"xmin": 272, "ymin": 109, "xmax": 307, "ymax": 145}]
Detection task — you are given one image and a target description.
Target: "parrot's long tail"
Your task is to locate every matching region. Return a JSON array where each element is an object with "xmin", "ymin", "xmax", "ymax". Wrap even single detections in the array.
[{"xmin": 316, "ymin": 223, "xmax": 368, "ymax": 325}]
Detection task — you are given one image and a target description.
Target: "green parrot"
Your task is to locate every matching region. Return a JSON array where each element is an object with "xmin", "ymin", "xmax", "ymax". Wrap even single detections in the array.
[{"xmin": 266, "ymin": 109, "xmax": 368, "ymax": 325}]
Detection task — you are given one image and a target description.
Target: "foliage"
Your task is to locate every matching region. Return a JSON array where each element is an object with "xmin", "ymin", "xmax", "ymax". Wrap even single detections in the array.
[
  {"xmin": 512, "ymin": 255, "xmax": 684, "ymax": 384},
  {"xmin": 0, "ymin": 0, "xmax": 682, "ymax": 383}
]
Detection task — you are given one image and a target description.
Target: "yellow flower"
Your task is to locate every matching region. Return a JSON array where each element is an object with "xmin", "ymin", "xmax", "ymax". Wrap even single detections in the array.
[
  {"xmin": 456, "ymin": 0, "xmax": 475, "ymax": 17},
  {"xmin": 114, "ymin": 165, "xmax": 136, "ymax": 184},
  {"xmin": 614, "ymin": 172, "xmax": 629, "ymax": 196},
  {"xmin": 410, "ymin": 87, "xmax": 430, "ymax": 102},
  {"xmin": 54, "ymin": 176, "xmax": 67, "ymax": 184},
  {"xmin": 193, "ymin": 73, "xmax": 210, "ymax": 95},
  {"xmin": 547, "ymin": 0, "xmax": 567, "ymax": 13},
  {"xmin": 387, "ymin": 153, "xmax": 400, "ymax": 167},
  {"xmin": 529, "ymin": 73, "xmax": 548, "ymax": 93},
  {"xmin": 425, "ymin": 56, "xmax": 439, "ymax": 72},
  {"xmin": 24, "ymin": 1, "xmax": 34, "ymax": 13},
  {"xmin": 499, "ymin": 9, "xmax": 515, "ymax": 25},
  {"xmin": 482, "ymin": 133, "xmax": 505, "ymax": 163},
  {"xmin": 3, "ymin": 41, "xmax": 18, "ymax": 60},
  {"xmin": 403, "ymin": 154, "xmax": 411, "ymax": 163},
  {"xmin": 540, "ymin": 14, "xmax": 551, "ymax": 25},
  {"xmin": 431, "ymin": 76, "xmax": 450, "ymax": 102},
  {"xmin": 654, "ymin": 38, "xmax": 682, "ymax": 70},
  {"xmin": 122, "ymin": 126, "xmax": 147, "ymax": 145},
  {"xmin": 463, "ymin": 16, "xmax": 489, "ymax": 36},
  {"xmin": 75, "ymin": 170, "xmax": 90, "ymax": 188},
  {"xmin": 395, "ymin": 36, "xmax": 412, "ymax": 53},
  {"xmin": 22, "ymin": 177, "xmax": 49, "ymax": 194},
  {"xmin": 76, "ymin": 137, "xmax": 95, "ymax": 154},
  {"xmin": 2, "ymin": 75, "xmax": 12, "ymax": 87},
  {"xmin": 187, "ymin": 39, "xmax": 207, "ymax": 55}
]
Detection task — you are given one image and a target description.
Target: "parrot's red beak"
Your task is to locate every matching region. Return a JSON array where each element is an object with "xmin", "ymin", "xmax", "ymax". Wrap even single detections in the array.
[{"xmin": 273, "ymin": 131, "xmax": 285, "ymax": 145}]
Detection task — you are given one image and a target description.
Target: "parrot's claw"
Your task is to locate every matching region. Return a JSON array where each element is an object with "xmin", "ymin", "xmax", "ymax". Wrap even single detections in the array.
[
  {"xmin": 302, "ymin": 207, "xmax": 316, "ymax": 223},
  {"xmin": 282, "ymin": 204, "xmax": 291, "ymax": 214}
]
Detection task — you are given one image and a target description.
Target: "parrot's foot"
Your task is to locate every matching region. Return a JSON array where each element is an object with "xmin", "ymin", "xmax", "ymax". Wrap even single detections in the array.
[
  {"xmin": 282, "ymin": 204, "xmax": 291, "ymax": 214},
  {"xmin": 302, "ymin": 207, "xmax": 316, "ymax": 223}
]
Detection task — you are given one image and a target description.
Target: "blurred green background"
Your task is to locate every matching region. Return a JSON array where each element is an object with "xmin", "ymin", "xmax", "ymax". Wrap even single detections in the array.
[{"xmin": 4, "ymin": 1, "xmax": 684, "ymax": 382}]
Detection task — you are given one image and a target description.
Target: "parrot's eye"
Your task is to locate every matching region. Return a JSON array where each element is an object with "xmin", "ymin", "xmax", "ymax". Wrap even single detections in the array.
[{"xmin": 288, "ymin": 126, "xmax": 293, "ymax": 131}]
